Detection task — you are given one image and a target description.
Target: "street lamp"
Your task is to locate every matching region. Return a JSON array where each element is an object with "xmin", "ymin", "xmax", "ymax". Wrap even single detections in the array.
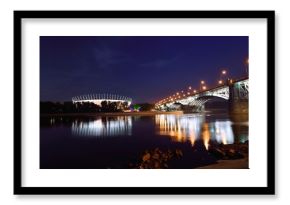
[
  {"xmin": 244, "ymin": 57, "xmax": 249, "ymax": 75},
  {"xmin": 218, "ymin": 80, "xmax": 223, "ymax": 85},
  {"xmin": 202, "ymin": 85, "xmax": 207, "ymax": 90},
  {"xmin": 200, "ymin": 80, "xmax": 205, "ymax": 91},
  {"xmin": 220, "ymin": 69, "xmax": 228, "ymax": 84},
  {"xmin": 222, "ymin": 70, "xmax": 227, "ymax": 75}
]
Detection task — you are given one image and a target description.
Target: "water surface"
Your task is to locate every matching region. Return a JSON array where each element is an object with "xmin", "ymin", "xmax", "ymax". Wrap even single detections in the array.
[{"xmin": 40, "ymin": 113, "xmax": 248, "ymax": 169}]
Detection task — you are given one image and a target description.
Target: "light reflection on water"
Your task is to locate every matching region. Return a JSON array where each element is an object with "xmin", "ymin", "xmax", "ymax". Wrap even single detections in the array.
[
  {"xmin": 155, "ymin": 114, "xmax": 236, "ymax": 149},
  {"xmin": 156, "ymin": 114, "xmax": 204, "ymax": 146},
  {"xmin": 69, "ymin": 114, "xmax": 246, "ymax": 148},
  {"xmin": 71, "ymin": 116, "xmax": 132, "ymax": 137}
]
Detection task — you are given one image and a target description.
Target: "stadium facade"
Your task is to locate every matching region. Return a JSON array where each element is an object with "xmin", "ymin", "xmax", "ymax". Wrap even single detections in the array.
[{"xmin": 72, "ymin": 94, "xmax": 132, "ymax": 106}]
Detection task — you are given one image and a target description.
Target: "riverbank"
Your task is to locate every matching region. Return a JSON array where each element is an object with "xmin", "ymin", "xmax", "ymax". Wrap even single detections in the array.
[
  {"xmin": 40, "ymin": 111, "xmax": 183, "ymax": 117},
  {"xmin": 198, "ymin": 143, "xmax": 249, "ymax": 169},
  {"xmin": 129, "ymin": 143, "xmax": 249, "ymax": 169},
  {"xmin": 197, "ymin": 157, "xmax": 248, "ymax": 169}
]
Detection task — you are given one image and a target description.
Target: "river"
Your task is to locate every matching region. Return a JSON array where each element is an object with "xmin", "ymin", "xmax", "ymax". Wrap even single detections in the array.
[{"xmin": 40, "ymin": 112, "xmax": 248, "ymax": 169}]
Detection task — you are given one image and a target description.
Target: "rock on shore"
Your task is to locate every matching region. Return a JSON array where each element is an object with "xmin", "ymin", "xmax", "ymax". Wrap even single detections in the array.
[
  {"xmin": 130, "ymin": 148, "xmax": 183, "ymax": 169},
  {"xmin": 199, "ymin": 142, "xmax": 249, "ymax": 169}
]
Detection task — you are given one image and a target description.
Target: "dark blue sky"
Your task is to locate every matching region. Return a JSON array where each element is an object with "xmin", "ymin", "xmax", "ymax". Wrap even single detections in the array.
[{"xmin": 40, "ymin": 36, "xmax": 248, "ymax": 103}]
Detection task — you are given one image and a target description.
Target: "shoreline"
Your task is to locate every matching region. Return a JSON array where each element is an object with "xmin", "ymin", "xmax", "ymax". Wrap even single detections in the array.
[
  {"xmin": 197, "ymin": 157, "xmax": 248, "ymax": 169},
  {"xmin": 198, "ymin": 143, "xmax": 249, "ymax": 169},
  {"xmin": 40, "ymin": 110, "xmax": 247, "ymax": 117},
  {"xmin": 40, "ymin": 111, "xmax": 184, "ymax": 117}
]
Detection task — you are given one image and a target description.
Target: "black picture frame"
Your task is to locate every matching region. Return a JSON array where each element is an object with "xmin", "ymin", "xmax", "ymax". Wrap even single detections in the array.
[{"xmin": 14, "ymin": 10, "xmax": 275, "ymax": 195}]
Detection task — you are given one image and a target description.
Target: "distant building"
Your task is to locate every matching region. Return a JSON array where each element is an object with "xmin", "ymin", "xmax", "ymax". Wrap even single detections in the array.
[{"xmin": 72, "ymin": 94, "xmax": 132, "ymax": 106}]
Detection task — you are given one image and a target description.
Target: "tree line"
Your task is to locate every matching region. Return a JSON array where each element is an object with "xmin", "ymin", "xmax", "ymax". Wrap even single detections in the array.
[
  {"xmin": 40, "ymin": 101, "xmax": 156, "ymax": 114},
  {"xmin": 40, "ymin": 101, "xmax": 129, "ymax": 114}
]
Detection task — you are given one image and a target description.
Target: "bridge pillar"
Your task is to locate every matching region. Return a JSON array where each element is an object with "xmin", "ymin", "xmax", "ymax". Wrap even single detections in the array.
[
  {"xmin": 198, "ymin": 104, "xmax": 205, "ymax": 112},
  {"xmin": 228, "ymin": 80, "xmax": 249, "ymax": 114}
]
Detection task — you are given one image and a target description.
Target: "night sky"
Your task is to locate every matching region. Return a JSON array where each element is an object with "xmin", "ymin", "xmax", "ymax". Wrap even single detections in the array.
[{"xmin": 40, "ymin": 36, "xmax": 248, "ymax": 103}]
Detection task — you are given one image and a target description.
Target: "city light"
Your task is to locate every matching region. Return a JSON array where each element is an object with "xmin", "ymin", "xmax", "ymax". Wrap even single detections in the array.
[
  {"xmin": 155, "ymin": 65, "xmax": 246, "ymax": 107},
  {"xmin": 244, "ymin": 57, "xmax": 249, "ymax": 75},
  {"xmin": 72, "ymin": 94, "xmax": 132, "ymax": 106}
]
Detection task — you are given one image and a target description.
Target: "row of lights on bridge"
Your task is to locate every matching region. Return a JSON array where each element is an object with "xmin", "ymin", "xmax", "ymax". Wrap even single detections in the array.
[{"xmin": 156, "ymin": 69, "xmax": 228, "ymax": 106}]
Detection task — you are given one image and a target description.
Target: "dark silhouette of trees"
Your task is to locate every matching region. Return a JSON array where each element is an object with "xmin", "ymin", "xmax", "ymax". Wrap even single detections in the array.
[
  {"xmin": 138, "ymin": 103, "xmax": 154, "ymax": 111},
  {"xmin": 76, "ymin": 102, "xmax": 101, "ymax": 113},
  {"xmin": 100, "ymin": 101, "xmax": 109, "ymax": 112},
  {"xmin": 40, "ymin": 101, "xmax": 64, "ymax": 113},
  {"xmin": 40, "ymin": 101, "xmax": 129, "ymax": 114},
  {"xmin": 131, "ymin": 103, "xmax": 154, "ymax": 111}
]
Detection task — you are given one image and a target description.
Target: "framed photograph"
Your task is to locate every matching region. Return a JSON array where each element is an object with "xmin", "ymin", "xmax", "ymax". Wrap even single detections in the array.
[{"xmin": 14, "ymin": 10, "xmax": 275, "ymax": 194}]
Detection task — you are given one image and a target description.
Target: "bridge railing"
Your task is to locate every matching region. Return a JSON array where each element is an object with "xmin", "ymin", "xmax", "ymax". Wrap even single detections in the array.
[{"xmin": 156, "ymin": 76, "xmax": 248, "ymax": 106}]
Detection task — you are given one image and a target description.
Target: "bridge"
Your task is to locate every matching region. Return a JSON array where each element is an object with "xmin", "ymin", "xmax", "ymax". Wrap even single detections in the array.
[{"xmin": 155, "ymin": 77, "xmax": 248, "ymax": 114}]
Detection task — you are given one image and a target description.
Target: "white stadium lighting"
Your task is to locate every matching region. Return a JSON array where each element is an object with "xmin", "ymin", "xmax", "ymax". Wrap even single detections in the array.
[{"xmin": 72, "ymin": 93, "xmax": 132, "ymax": 106}]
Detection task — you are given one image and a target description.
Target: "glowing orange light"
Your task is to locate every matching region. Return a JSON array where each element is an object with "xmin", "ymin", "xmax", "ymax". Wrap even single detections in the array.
[
  {"xmin": 202, "ymin": 124, "xmax": 211, "ymax": 150},
  {"xmin": 221, "ymin": 132, "xmax": 227, "ymax": 145},
  {"xmin": 202, "ymin": 86, "xmax": 207, "ymax": 90}
]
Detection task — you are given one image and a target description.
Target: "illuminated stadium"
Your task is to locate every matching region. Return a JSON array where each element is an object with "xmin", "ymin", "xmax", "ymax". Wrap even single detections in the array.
[{"xmin": 72, "ymin": 94, "xmax": 132, "ymax": 106}]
